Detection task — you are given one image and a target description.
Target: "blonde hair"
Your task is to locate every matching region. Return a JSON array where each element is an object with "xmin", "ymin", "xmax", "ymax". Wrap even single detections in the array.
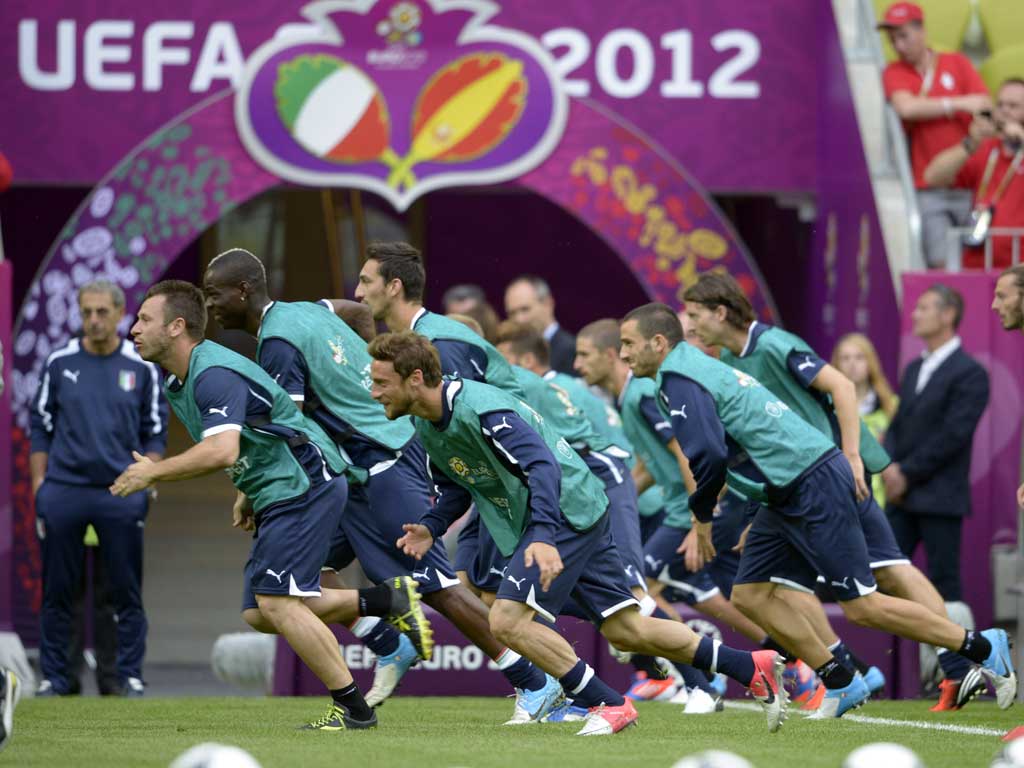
[{"xmin": 831, "ymin": 333, "xmax": 897, "ymax": 420}]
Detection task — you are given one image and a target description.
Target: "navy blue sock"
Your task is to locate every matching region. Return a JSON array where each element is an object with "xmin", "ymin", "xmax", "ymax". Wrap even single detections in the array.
[
  {"xmin": 350, "ymin": 618, "xmax": 401, "ymax": 657},
  {"xmin": 958, "ymin": 630, "xmax": 993, "ymax": 664},
  {"xmin": 496, "ymin": 649, "xmax": 546, "ymax": 691},
  {"xmin": 692, "ymin": 636, "xmax": 755, "ymax": 684},
  {"xmin": 816, "ymin": 658, "xmax": 855, "ymax": 689},
  {"xmin": 674, "ymin": 662, "xmax": 714, "ymax": 693},
  {"xmin": 938, "ymin": 649, "xmax": 973, "ymax": 681},
  {"xmin": 632, "ymin": 654, "xmax": 669, "ymax": 680},
  {"xmin": 558, "ymin": 660, "xmax": 625, "ymax": 708},
  {"xmin": 829, "ymin": 640, "xmax": 869, "ymax": 675}
]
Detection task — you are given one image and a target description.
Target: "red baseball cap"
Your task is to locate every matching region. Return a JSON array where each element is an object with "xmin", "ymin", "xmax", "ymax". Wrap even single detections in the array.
[{"xmin": 877, "ymin": 2, "xmax": 924, "ymax": 28}]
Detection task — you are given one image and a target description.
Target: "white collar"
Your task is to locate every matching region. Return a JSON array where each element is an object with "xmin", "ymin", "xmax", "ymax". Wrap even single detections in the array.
[
  {"xmin": 920, "ymin": 335, "xmax": 961, "ymax": 363},
  {"xmin": 410, "ymin": 306, "xmax": 427, "ymax": 330},
  {"xmin": 739, "ymin": 321, "xmax": 759, "ymax": 357},
  {"xmin": 542, "ymin": 370, "xmax": 556, "ymax": 381},
  {"xmin": 543, "ymin": 321, "xmax": 559, "ymax": 341},
  {"xmin": 256, "ymin": 300, "xmax": 276, "ymax": 336}
]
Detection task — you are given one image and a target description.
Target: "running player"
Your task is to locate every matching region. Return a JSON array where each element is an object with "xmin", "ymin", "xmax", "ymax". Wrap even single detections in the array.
[
  {"xmin": 202, "ymin": 249, "xmax": 555, "ymax": 720},
  {"xmin": 683, "ymin": 272, "xmax": 983, "ymax": 710},
  {"xmin": 367, "ymin": 330, "xmax": 788, "ymax": 735},
  {"xmin": 619, "ymin": 302, "xmax": 1016, "ymax": 718},
  {"xmin": 110, "ymin": 280, "xmax": 431, "ymax": 731}
]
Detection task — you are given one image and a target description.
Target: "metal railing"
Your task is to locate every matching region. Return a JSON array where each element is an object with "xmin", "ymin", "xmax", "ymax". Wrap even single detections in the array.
[
  {"xmin": 853, "ymin": 0, "xmax": 925, "ymax": 271},
  {"xmin": 944, "ymin": 226, "xmax": 1024, "ymax": 270}
]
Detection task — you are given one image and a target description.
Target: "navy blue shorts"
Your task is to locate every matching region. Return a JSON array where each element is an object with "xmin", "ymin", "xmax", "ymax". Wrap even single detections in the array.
[
  {"xmin": 495, "ymin": 513, "xmax": 639, "ymax": 626},
  {"xmin": 468, "ymin": 522, "xmax": 510, "ymax": 593},
  {"xmin": 324, "ymin": 441, "xmax": 459, "ymax": 594},
  {"xmin": 705, "ymin": 493, "xmax": 750, "ymax": 598},
  {"xmin": 584, "ymin": 452, "xmax": 646, "ymax": 592},
  {"xmin": 639, "ymin": 508, "xmax": 666, "ymax": 544},
  {"xmin": 642, "ymin": 523, "xmax": 721, "ymax": 605},
  {"xmin": 858, "ymin": 494, "xmax": 910, "ymax": 568},
  {"xmin": 734, "ymin": 453, "xmax": 877, "ymax": 602},
  {"xmin": 242, "ymin": 475, "xmax": 347, "ymax": 611}
]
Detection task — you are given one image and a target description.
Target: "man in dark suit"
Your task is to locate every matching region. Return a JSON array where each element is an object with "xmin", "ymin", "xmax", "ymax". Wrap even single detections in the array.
[
  {"xmin": 503, "ymin": 275, "xmax": 576, "ymax": 375},
  {"xmin": 882, "ymin": 284, "xmax": 990, "ymax": 603}
]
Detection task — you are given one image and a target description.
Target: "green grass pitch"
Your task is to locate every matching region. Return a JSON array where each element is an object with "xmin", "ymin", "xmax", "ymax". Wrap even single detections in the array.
[{"xmin": 5, "ymin": 696, "xmax": 1021, "ymax": 767}]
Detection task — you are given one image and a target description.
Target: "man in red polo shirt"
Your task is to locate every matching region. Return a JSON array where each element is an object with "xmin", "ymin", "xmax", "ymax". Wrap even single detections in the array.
[
  {"xmin": 925, "ymin": 79, "xmax": 1024, "ymax": 269},
  {"xmin": 880, "ymin": 1, "xmax": 991, "ymax": 268}
]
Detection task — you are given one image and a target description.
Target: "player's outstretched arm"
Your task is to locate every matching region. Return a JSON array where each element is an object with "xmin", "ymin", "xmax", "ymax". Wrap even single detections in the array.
[
  {"xmin": 809, "ymin": 364, "xmax": 868, "ymax": 501},
  {"xmin": 110, "ymin": 430, "xmax": 241, "ymax": 496}
]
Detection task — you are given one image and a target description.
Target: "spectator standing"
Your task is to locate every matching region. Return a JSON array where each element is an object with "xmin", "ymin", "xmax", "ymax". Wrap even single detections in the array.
[
  {"xmin": 503, "ymin": 275, "xmax": 576, "ymax": 375},
  {"xmin": 881, "ymin": 285, "xmax": 989, "ymax": 609},
  {"xmin": 30, "ymin": 281, "xmax": 168, "ymax": 696},
  {"xmin": 442, "ymin": 283, "xmax": 500, "ymax": 342},
  {"xmin": 925, "ymin": 79, "xmax": 1024, "ymax": 270},
  {"xmin": 879, "ymin": 1, "xmax": 991, "ymax": 267},
  {"xmin": 832, "ymin": 333, "xmax": 900, "ymax": 509}
]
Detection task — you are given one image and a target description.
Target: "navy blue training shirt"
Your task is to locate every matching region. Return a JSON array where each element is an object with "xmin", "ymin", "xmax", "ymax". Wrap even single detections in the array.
[{"xmin": 30, "ymin": 338, "xmax": 168, "ymax": 486}]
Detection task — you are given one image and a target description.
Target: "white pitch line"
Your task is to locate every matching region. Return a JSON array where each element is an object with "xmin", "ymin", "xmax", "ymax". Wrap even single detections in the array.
[{"xmin": 726, "ymin": 701, "xmax": 1006, "ymax": 737}]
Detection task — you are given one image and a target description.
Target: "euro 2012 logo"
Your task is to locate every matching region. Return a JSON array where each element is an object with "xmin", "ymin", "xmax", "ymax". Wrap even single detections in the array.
[
  {"xmin": 376, "ymin": 2, "xmax": 422, "ymax": 46},
  {"xmin": 236, "ymin": 0, "xmax": 566, "ymax": 212},
  {"xmin": 449, "ymin": 457, "xmax": 470, "ymax": 478}
]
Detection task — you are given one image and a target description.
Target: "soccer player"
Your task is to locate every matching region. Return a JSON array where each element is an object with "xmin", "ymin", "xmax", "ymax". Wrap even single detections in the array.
[
  {"xmin": 110, "ymin": 280, "xmax": 432, "ymax": 731},
  {"xmin": 576, "ymin": 319, "xmax": 819, "ymax": 705},
  {"xmin": 619, "ymin": 301, "xmax": 1017, "ymax": 718},
  {"xmin": 679, "ymin": 312, "xmax": 821, "ymax": 705},
  {"xmin": 356, "ymin": 244, "xmax": 568, "ymax": 721},
  {"xmin": 367, "ymin": 331, "xmax": 788, "ymax": 735},
  {"xmin": 992, "ymin": 265, "xmax": 1024, "ymax": 509},
  {"xmin": 202, "ymin": 249, "xmax": 555, "ymax": 720},
  {"xmin": 30, "ymin": 280, "xmax": 168, "ymax": 697},
  {"xmin": 496, "ymin": 321, "xmax": 727, "ymax": 713},
  {"xmin": 683, "ymin": 272, "xmax": 984, "ymax": 710},
  {"xmin": 355, "ymin": 241, "xmax": 524, "ymax": 397}
]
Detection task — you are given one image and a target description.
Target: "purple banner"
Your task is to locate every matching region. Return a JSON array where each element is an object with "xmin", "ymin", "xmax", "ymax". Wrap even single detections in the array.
[
  {"xmin": 519, "ymin": 99, "xmax": 777, "ymax": 319},
  {"xmin": 0, "ymin": 261, "xmax": 12, "ymax": 631},
  {"xmin": 2, "ymin": 0, "xmax": 816, "ymax": 192},
  {"xmin": 899, "ymin": 272, "xmax": 1024, "ymax": 630}
]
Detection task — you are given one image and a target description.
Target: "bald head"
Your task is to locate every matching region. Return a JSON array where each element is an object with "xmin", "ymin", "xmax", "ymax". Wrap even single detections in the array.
[
  {"xmin": 203, "ymin": 248, "xmax": 270, "ymax": 332},
  {"xmin": 207, "ymin": 248, "xmax": 267, "ymax": 292}
]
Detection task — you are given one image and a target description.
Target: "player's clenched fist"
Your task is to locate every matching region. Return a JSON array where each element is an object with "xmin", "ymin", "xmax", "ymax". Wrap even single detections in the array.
[{"xmin": 396, "ymin": 523, "xmax": 434, "ymax": 560}]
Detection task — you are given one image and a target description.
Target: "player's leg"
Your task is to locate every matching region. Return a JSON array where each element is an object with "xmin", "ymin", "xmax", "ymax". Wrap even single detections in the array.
[
  {"xmin": 241, "ymin": 475, "xmax": 377, "ymax": 730},
  {"xmin": 864, "ymin": 495, "xmax": 978, "ymax": 706},
  {"xmin": 572, "ymin": 523, "xmax": 786, "ymax": 733},
  {"xmin": 36, "ymin": 480, "xmax": 89, "ymax": 695},
  {"xmin": 728, "ymin": 500, "xmax": 875, "ymax": 720},
  {"xmin": 799, "ymin": 456, "xmax": 1016, "ymax": 709},
  {"xmin": 488, "ymin": 516, "xmax": 637, "ymax": 735},
  {"xmin": 91, "ymin": 486, "xmax": 148, "ymax": 696}
]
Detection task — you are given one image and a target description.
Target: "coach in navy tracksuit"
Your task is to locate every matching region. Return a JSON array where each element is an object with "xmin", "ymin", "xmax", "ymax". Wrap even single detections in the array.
[{"xmin": 29, "ymin": 281, "xmax": 168, "ymax": 696}]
